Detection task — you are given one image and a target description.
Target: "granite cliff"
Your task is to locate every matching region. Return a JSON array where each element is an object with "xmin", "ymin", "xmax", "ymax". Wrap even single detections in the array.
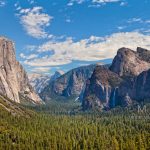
[
  {"xmin": 0, "ymin": 37, "xmax": 42, "ymax": 104},
  {"xmin": 82, "ymin": 47, "xmax": 150, "ymax": 110}
]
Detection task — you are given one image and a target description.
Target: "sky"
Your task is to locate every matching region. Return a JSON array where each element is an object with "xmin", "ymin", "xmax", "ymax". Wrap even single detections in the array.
[{"xmin": 1, "ymin": 0, "xmax": 150, "ymax": 75}]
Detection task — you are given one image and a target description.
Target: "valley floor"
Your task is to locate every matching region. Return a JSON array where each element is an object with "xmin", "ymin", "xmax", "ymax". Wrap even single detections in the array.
[{"xmin": 0, "ymin": 102, "xmax": 150, "ymax": 150}]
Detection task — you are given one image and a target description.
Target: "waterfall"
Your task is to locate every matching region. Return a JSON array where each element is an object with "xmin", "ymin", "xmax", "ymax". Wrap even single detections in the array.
[
  {"xmin": 79, "ymin": 83, "xmax": 86, "ymax": 101},
  {"xmin": 75, "ymin": 97, "xmax": 79, "ymax": 102},
  {"xmin": 112, "ymin": 87, "xmax": 117, "ymax": 108}
]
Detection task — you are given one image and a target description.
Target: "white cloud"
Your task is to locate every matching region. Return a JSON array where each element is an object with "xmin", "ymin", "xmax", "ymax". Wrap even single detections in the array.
[
  {"xmin": 92, "ymin": 0, "xmax": 120, "ymax": 4},
  {"xmin": 28, "ymin": 54, "xmax": 38, "ymax": 59},
  {"xmin": 68, "ymin": 0, "xmax": 123, "ymax": 6},
  {"xmin": 24, "ymin": 32, "xmax": 150, "ymax": 67},
  {"xmin": 16, "ymin": 6, "xmax": 21, "ymax": 11},
  {"xmin": 0, "ymin": 0, "xmax": 6, "ymax": 7},
  {"xmin": 145, "ymin": 20, "xmax": 150, "ymax": 23},
  {"xmin": 117, "ymin": 26, "xmax": 126, "ymax": 30},
  {"xmin": 25, "ymin": 45, "xmax": 38, "ymax": 51},
  {"xmin": 67, "ymin": 0, "xmax": 85, "ymax": 6},
  {"xmin": 14, "ymin": 2, "xmax": 21, "ymax": 10},
  {"xmin": 143, "ymin": 30, "xmax": 150, "ymax": 34},
  {"xmin": 120, "ymin": 1, "xmax": 127, "ymax": 6},
  {"xmin": 90, "ymin": 0, "xmax": 122, "ymax": 7},
  {"xmin": 28, "ymin": 0, "xmax": 35, "ymax": 4},
  {"xmin": 24, "ymin": 55, "xmax": 72, "ymax": 67},
  {"xmin": 127, "ymin": 18, "xmax": 150, "ymax": 27},
  {"xmin": 20, "ymin": 53, "xmax": 26, "ymax": 59},
  {"xmin": 20, "ymin": 53, "xmax": 38, "ymax": 60},
  {"xmin": 128, "ymin": 18, "xmax": 143, "ymax": 23},
  {"xmin": 66, "ymin": 19, "xmax": 71, "ymax": 23},
  {"xmin": 31, "ymin": 67, "xmax": 51, "ymax": 73},
  {"xmin": 18, "ymin": 7, "xmax": 53, "ymax": 39}
]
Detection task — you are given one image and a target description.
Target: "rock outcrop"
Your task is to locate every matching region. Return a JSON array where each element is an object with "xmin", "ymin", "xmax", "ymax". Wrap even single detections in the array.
[
  {"xmin": 137, "ymin": 47, "xmax": 150, "ymax": 63},
  {"xmin": 110, "ymin": 47, "xmax": 150, "ymax": 77},
  {"xmin": 0, "ymin": 37, "xmax": 42, "ymax": 104}
]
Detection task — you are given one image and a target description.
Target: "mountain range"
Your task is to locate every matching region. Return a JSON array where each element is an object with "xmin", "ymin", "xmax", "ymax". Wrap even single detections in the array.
[
  {"xmin": 40, "ymin": 64, "xmax": 96, "ymax": 101},
  {"xmin": 0, "ymin": 37, "xmax": 150, "ymax": 111}
]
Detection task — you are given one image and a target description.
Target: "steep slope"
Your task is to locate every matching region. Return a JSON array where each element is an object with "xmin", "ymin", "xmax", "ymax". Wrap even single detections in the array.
[
  {"xmin": 83, "ymin": 47, "xmax": 150, "ymax": 110},
  {"xmin": 82, "ymin": 66, "xmax": 122, "ymax": 110},
  {"xmin": 40, "ymin": 65, "xmax": 96, "ymax": 101},
  {"xmin": 0, "ymin": 94, "xmax": 33, "ymax": 117},
  {"xmin": 0, "ymin": 37, "xmax": 42, "ymax": 104}
]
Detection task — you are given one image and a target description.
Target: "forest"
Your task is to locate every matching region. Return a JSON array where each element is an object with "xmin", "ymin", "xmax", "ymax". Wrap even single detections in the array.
[{"xmin": 0, "ymin": 100, "xmax": 150, "ymax": 150}]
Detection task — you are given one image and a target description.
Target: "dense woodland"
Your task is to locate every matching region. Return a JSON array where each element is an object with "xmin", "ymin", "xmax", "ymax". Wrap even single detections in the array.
[{"xmin": 0, "ymin": 100, "xmax": 150, "ymax": 150}]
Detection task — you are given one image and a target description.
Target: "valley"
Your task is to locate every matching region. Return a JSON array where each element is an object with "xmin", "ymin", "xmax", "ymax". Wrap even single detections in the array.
[
  {"xmin": 0, "ymin": 38, "xmax": 150, "ymax": 150},
  {"xmin": 0, "ymin": 98, "xmax": 150, "ymax": 150},
  {"xmin": 1, "ymin": 1, "xmax": 150, "ymax": 149}
]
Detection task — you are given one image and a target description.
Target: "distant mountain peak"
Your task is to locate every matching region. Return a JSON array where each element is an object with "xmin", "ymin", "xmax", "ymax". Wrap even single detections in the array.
[
  {"xmin": 55, "ymin": 70, "xmax": 64, "ymax": 75},
  {"xmin": 29, "ymin": 70, "xmax": 64, "ymax": 94}
]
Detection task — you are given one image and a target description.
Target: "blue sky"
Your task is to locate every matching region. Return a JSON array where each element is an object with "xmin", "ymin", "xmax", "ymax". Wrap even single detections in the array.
[{"xmin": 1, "ymin": 0, "xmax": 150, "ymax": 75}]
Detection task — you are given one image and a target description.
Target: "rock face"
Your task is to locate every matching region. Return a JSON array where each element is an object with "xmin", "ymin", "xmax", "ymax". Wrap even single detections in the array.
[
  {"xmin": 0, "ymin": 37, "xmax": 42, "ymax": 104},
  {"xmin": 137, "ymin": 47, "xmax": 150, "ymax": 63},
  {"xmin": 110, "ymin": 47, "xmax": 150, "ymax": 77},
  {"xmin": 83, "ymin": 47, "xmax": 150, "ymax": 110},
  {"xmin": 29, "ymin": 70, "xmax": 64, "ymax": 94},
  {"xmin": 117, "ymin": 69, "xmax": 150, "ymax": 105},
  {"xmin": 40, "ymin": 65, "xmax": 96, "ymax": 101},
  {"xmin": 135, "ymin": 69, "xmax": 150, "ymax": 101},
  {"xmin": 112, "ymin": 47, "xmax": 150, "ymax": 105},
  {"xmin": 82, "ymin": 66, "xmax": 122, "ymax": 110}
]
